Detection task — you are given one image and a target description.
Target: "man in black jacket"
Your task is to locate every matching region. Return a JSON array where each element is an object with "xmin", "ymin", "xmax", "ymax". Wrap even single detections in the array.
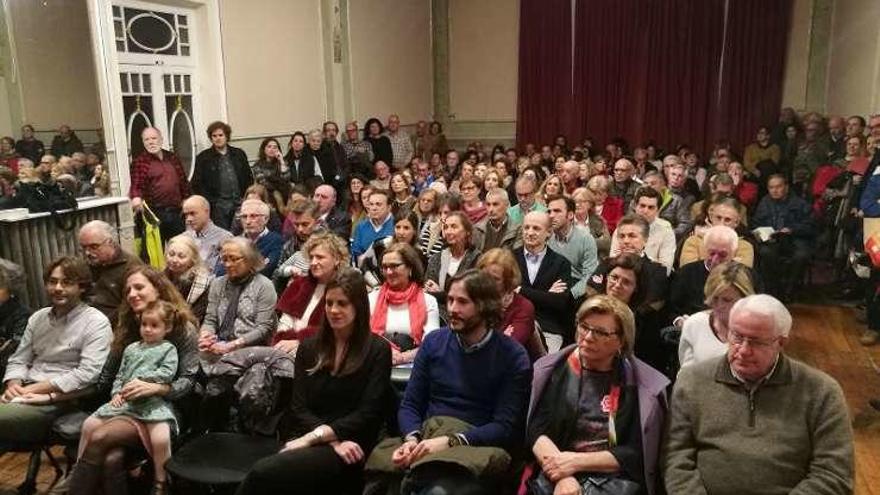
[
  {"xmin": 312, "ymin": 184, "xmax": 352, "ymax": 240},
  {"xmin": 515, "ymin": 211, "xmax": 574, "ymax": 349},
  {"xmin": 192, "ymin": 121, "xmax": 253, "ymax": 230}
]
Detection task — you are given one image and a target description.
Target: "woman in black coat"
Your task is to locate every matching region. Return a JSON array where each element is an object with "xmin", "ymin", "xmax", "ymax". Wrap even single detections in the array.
[{"xmin": 364, "ymin": 118, "xmax": 393, "ymax": 166}]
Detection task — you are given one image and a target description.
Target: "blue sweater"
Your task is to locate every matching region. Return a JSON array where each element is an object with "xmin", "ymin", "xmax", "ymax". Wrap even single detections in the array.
[
  {"xmin": 215, "ymin": 231, "xmax": 284, "ymax": 278},
  {"xmin": 351, "ymin": 216, "xmax": 394, "ymax": 259},
  {"xmin": 398, "ymin": 327, "xmax": 532, "ymax": 448}
]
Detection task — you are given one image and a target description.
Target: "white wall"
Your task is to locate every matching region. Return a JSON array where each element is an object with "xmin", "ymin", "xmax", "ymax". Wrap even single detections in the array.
[
  {"xmin": 825, "ymin": 0, "xmax": 880, "ymax": 116},
  {"xmin": 781, "ymin": 0, "xmax": 812, "ymax": 110},
  {"xmin": 448, "ymin": 0, "xmax": 519, "ymax": 122},
  {"xmin": 348, "ymin": 0, "xmax": 432, "ymax": 124}
]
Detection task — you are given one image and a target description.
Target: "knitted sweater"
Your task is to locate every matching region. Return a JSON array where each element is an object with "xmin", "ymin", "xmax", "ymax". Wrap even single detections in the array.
[
  {"xmin": 398, "ymin": 328, "xmax": 532, "ymax": 448},
  {"xmin": 664, "ymin": 354, "xmax": 853, "ymax": 495}
]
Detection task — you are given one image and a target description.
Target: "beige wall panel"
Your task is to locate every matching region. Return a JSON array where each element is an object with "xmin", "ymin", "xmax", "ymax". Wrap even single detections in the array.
[
  {"xmin": 349, "ymin": 0, "xmax": 432, "ymax": 125},
  {"xmin": 448, "ymin": 0, "xmax": 518, "ymax": 122},
  {"xmin": 10, "ymin": 0, "xmax": 100, "ymax": 130},
  {"xmin": 826, "ymin": 0, "xmax": 880, "ymax": 116},
  {"xmin": 219, "ymin": 0, "xmax": 326, "ymax": 137},
  {"xmin": 781, "ymin": 0, "xmax": 812, "ymax": 110}
]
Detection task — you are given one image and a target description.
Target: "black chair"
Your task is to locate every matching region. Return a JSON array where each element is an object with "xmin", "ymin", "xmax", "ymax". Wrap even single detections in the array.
[{"xmin": 165, "ymin": 432, "xmax": 280, "ymax": 494}]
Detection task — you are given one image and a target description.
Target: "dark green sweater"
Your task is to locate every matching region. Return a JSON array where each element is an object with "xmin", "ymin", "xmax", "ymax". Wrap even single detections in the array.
[{"xmin": 664, "ymin": 354, "xmax": 853, "ymax": 495}]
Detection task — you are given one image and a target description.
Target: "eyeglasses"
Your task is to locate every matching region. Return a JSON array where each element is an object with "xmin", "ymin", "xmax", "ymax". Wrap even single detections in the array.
[
  {"xmin": 381, "ymin": 262, "xmax": 405, "ymax": 271},
  {"xmin": 729, "ymin": 331, "xmax": 778, "ymax": 349},
  {"xmin": 221, "ymin": 255, "xmax": 245, "ymax": 264},
  {"xmin": 576, "ymin": 322, "xmax": 619, "ymax": 340},
  {"xmin": 80, "ymin": 239, "xmax": 110, "ymax": 252}
]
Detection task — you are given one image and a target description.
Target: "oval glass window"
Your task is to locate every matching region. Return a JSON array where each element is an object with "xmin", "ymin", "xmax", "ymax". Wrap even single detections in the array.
[{"xmin": 127, "ymin": 12, "xmax": 176, "ymax": 53}]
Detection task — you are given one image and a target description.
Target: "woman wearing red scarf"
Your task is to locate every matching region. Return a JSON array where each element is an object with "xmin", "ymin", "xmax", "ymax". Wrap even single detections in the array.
[
  {"xmin": 369, "ymin": 243, "xmax": 439, "ymax": 365},
  {"xmin": 274, "ymin": 232, "xmax": 350, "ymax": 355}
]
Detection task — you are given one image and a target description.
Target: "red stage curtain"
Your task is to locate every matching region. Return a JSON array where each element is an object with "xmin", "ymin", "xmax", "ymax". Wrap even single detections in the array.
[
  {"xmin": 717, "ymin": 0, "xmax": 794, "ymax": 153},
  {"xmin": 515, "ymin": 0, "xmax": 573, "ymax": 150}
]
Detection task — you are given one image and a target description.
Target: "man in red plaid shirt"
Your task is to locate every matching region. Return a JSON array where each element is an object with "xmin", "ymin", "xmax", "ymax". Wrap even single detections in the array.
[{"xmin": 129, "ymin": 127, "xmax": 191, "ymax": 242}]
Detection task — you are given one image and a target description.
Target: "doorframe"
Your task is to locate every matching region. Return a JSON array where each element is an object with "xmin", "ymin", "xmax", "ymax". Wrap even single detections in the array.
[{"xmin": 86, "ymin": 0, "xmax": 226, "ymax": 198}]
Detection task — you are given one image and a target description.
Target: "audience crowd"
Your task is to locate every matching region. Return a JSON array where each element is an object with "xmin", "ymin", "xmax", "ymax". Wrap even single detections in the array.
[{"xmin": 0, "ymin": 108, "xmax": 872, "ymax": 494}]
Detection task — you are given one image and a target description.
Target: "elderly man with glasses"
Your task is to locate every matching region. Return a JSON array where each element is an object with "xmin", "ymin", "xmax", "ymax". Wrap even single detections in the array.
[
  {"xmin": 77, "ymin": 220, "xmax": 142, "ymax": 323},
  {"xmin": 664, "ymin": 294, "xmax": 853, "ymax": 494}
]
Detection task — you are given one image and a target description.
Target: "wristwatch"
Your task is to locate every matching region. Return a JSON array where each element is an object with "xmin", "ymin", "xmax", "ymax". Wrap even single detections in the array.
[{"xmin": 447, "ymin": 434, "xmax": 464, "ymax": 448}]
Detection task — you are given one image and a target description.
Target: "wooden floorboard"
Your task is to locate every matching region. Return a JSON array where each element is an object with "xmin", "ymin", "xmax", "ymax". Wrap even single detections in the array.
[{"xmin": 0, "ymin": 304, "xmax": 878, "ymax": 494}]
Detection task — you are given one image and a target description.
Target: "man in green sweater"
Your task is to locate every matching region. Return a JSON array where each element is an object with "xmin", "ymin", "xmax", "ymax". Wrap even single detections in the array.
[{"xmin": 664, "ymin": 294, "xmax": 853, "ymax": 494}]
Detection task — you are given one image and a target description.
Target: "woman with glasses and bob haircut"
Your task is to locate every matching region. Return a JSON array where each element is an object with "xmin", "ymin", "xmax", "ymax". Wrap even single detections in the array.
[{"xmin": 523, "ymin": 295, "xmax": 669, "ymax": 495}]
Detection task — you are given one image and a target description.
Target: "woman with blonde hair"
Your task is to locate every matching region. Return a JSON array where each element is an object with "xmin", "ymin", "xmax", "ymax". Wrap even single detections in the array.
[
  {"xmin": 524, "ymin": 295, "xmax": 669, "ymax": 495},
  {"xmin": 678, "ymin": 261, "xmax": 756, "ymax": 369},
  {"xmin": 537, "ymin": 174, "xmax": 565, "ymax": 205},
  {"xmin": 164, "ymin": 235, "xmax": 214, "ymax": 324}
]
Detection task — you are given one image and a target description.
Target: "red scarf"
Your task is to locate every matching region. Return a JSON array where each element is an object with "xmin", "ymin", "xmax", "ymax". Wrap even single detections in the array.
[
  {"xmin": 274, "ymin": 275, "xmax": 325, "ymax": 342},
  {"xmin": 370, "ymin": 282, "xmax": 428, "ymax": 344},
  {"xmin": 463, "ymin": 202, "xmax": 488, "ymax": 224}
]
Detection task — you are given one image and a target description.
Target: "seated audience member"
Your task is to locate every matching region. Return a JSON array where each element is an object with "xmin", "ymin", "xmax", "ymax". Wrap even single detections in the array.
[
  {"xmin": 547, "ymin": 195, "xmax": 599, "ymax": 302},
  {"xmin": 460, "ymin": 176, "xmax": 488, "ymax": 224},
  {"xmin": 0, "ymin": 265, "xmax": 30, "ymax": 376},
  {"xmin": 644, "ymin": 169, "xmax": 692, "ymax": 240},
  {"xmin": 418, "ymin": 192, "xmax": 458, "ymax": 260},
  {"xmin": 610, "ymin": 187, "xmax": 676, "ymax": 273},
  {"xmin": 200, "ymin": 238, "xmax": 278, "ymax": 358},
  {"xmin": 728, "ymin": 161, "xmax": 758, "ymax": 211},
  {"xmin": 50, "ymin": 125, "xmax": 84, "ymax": 158},
  {"xmin": 537, "ymin": 174, "xmax": 564, "ymax": 206},
  {"xmin": 352, "ymin": 189, "xmax": 395, "ymax": 261},
  {"xmin": 231, "ymin": 185, "xmax": 283, "ymax": 235},
  {"xmin": 474, "ymin": 188, "xmax": 522, "ymax": 251},
  {"xmin": 274, "ymin": 199, "xmax": 324, "ymax": 290},
  {"xmin": 182, "ymin": 195, "xmax": 233, "ymax": 273},
  {"xmin": 370, "ymin": 160, "xmax": 392, "ymax": 190},
  {"xmin": 312, "ymin": 184, "xmax": 352, "ymax": 240},
  {"xmin": 275, "ymin": 232, "xmax": 350, "ymax": 354},
  {"xmin": 164, "ymin": 235, "xmax": 213, "ymax": 324},
  {"xmin": 476, "ymin": 248, "xmax": 544, "ymax": 361},
  {"xmin": 218, "ymin": 199, "xmax": 284, "ymax": 278},
  {"xmin": 525, "ymin": 295, "xmax": 669, "ymax": 495},
  {"xmin": 559, "ymin": 159, "xmax": 581, "ymax": 194},
  {"xmin": 389, "ymin": 172, "xmax": 416, "ymax": 216},
  {"xmin": 360, "ymin": 211, "xmax": 423, "ymax": 288},
  {"xmin": 90, "ymin": 162, "xmax": 111, "ymax": 197},
  {"xmin": 589, "ymin": 216, "xmax": 669, "ymax": 313},
  {"xmin": 573, "ymin": 187, "xmax": 612, "ymax": 260},
  {"xmin": 743, "ymin": 126, "xmax": 782, "ymax": 176},
  {"xmin": 679, "ymin": 262, "xmax": 756, "ymax": 369},
  {"xmin": 680, "ymin": 196, "xmax": 754, "ymax": 267},
  {"xmin": 364, "ymin": 270, "xmax": 531, "ymax": 494},
  {"xmin": 0, "ymin": 257, "xmax": 111, "ymax": 444},
  {"xmin": 369, "ymin": 243, "xmax": 439, "ymax": 365},
  {"xmin": 236, "ymin": 269, "xmax": 392, "ymax": 495},
  {"xmin": 414, "ymin": 187, "xmax": 439, "ymax": 229},
  {"xmin": 689, "ymin": 173, "xmax": 735, "ymax": 220},
  {"xmin": 588, "ymin": 174, "xmax": 624, "ymax": 234},
  {"xmin": 508, "ymin": 176, "xmax": 547, "ymax": 224},
  {"xmin": 752, "ymin": 174, "xmax": 815, "ymax": 300},
  {"xmin": 516, "ymin": 211, "xmax": 574, "ymax": 348},
  {"xmin": 609, "ymin": 158, "xmax": 640, "ymax": 207},
  {"xmin": 665, "ymin": 295, "xmax": 853, "ymax": 494},
  {"xmin": 669, "ymin": 226, "xmax": 755, "ymax": 325},
  {"xmin": 344, "ymin": 174, "xmax": 368, "ymax": 233},
  {"xmin": 15, "ymin": 124, "xmax": 44, "ymax": 164},
  {"xmin": 425, "ymin": 211, "xmax": 481, "ymax": 322},
  {"xmin": 71, "ymin": 283, "xmax": 197, "ymax": 495},
  {"xmin": 79, "ymin": 220, "xmax": 142, "ymax": 323}
]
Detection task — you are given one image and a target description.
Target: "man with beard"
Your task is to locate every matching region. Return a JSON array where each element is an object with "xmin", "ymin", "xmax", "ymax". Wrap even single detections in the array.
[
  {"xmin": 129, "ymin": 127, "xmax": 191, "ymax": 241},
  {"xmin": 0, "ymin": 257, "xmax": 111, "ymax": 445},
  {"xmin": 364, "ymin": 269, "xmax": 531, "ymax": 494},
  {"xmin": 78, "ymin": 220, "xmax": 141, "ymax": 323}
]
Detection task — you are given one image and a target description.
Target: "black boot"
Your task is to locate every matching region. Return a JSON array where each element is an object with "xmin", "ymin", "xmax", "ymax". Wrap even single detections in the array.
[{"xmin": 67, "ymin": 461, "xmax": 102, "ymax": 495}]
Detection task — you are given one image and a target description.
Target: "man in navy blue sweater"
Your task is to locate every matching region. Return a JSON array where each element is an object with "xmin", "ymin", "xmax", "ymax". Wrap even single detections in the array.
[{"xmin": 389, "ymin": 269, "xmax": 532, "ymax": 492}]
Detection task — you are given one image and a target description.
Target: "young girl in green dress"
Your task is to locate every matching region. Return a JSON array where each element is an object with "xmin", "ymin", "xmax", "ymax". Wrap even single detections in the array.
[{"xmin": 74, "ymin": 300, "xmax": 180, "ymax": 495}]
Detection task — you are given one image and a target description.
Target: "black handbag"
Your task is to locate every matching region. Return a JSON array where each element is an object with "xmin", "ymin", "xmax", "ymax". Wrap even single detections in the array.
[
  {"xmin": 527, "ymin": 472, "xmax": 641, "ymax": 495},
  {"xmin": 15, "ymin": 181, "xmax": 78, "ymax": 230}
]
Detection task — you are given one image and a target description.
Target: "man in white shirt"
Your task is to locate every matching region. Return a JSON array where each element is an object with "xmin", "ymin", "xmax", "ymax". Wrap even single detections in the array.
[{"xmin": 610, "ymin": 186, "xmax": 676, "ymax": 273}]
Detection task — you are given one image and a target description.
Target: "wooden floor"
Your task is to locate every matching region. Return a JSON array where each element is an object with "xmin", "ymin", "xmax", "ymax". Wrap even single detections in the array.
[{"xmin": 0, "ymin": 304, "xmax": 879, "ymax": 494}]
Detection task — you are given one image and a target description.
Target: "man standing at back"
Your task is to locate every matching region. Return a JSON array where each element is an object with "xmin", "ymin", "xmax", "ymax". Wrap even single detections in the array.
[
  {"xmin": 192, "ymin": 121, "xmax": 253, "ymax": 230},
  {"xmin": 129, "ymin": 127, "xmax": 191, "ymax": 242},
  {"xmin": 665, "ymin": 294, "xmax": 853, "ymax": 494},
  {"xmin": 385, "ymin": 114, "xmax": 414, "ymax": 171}
]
